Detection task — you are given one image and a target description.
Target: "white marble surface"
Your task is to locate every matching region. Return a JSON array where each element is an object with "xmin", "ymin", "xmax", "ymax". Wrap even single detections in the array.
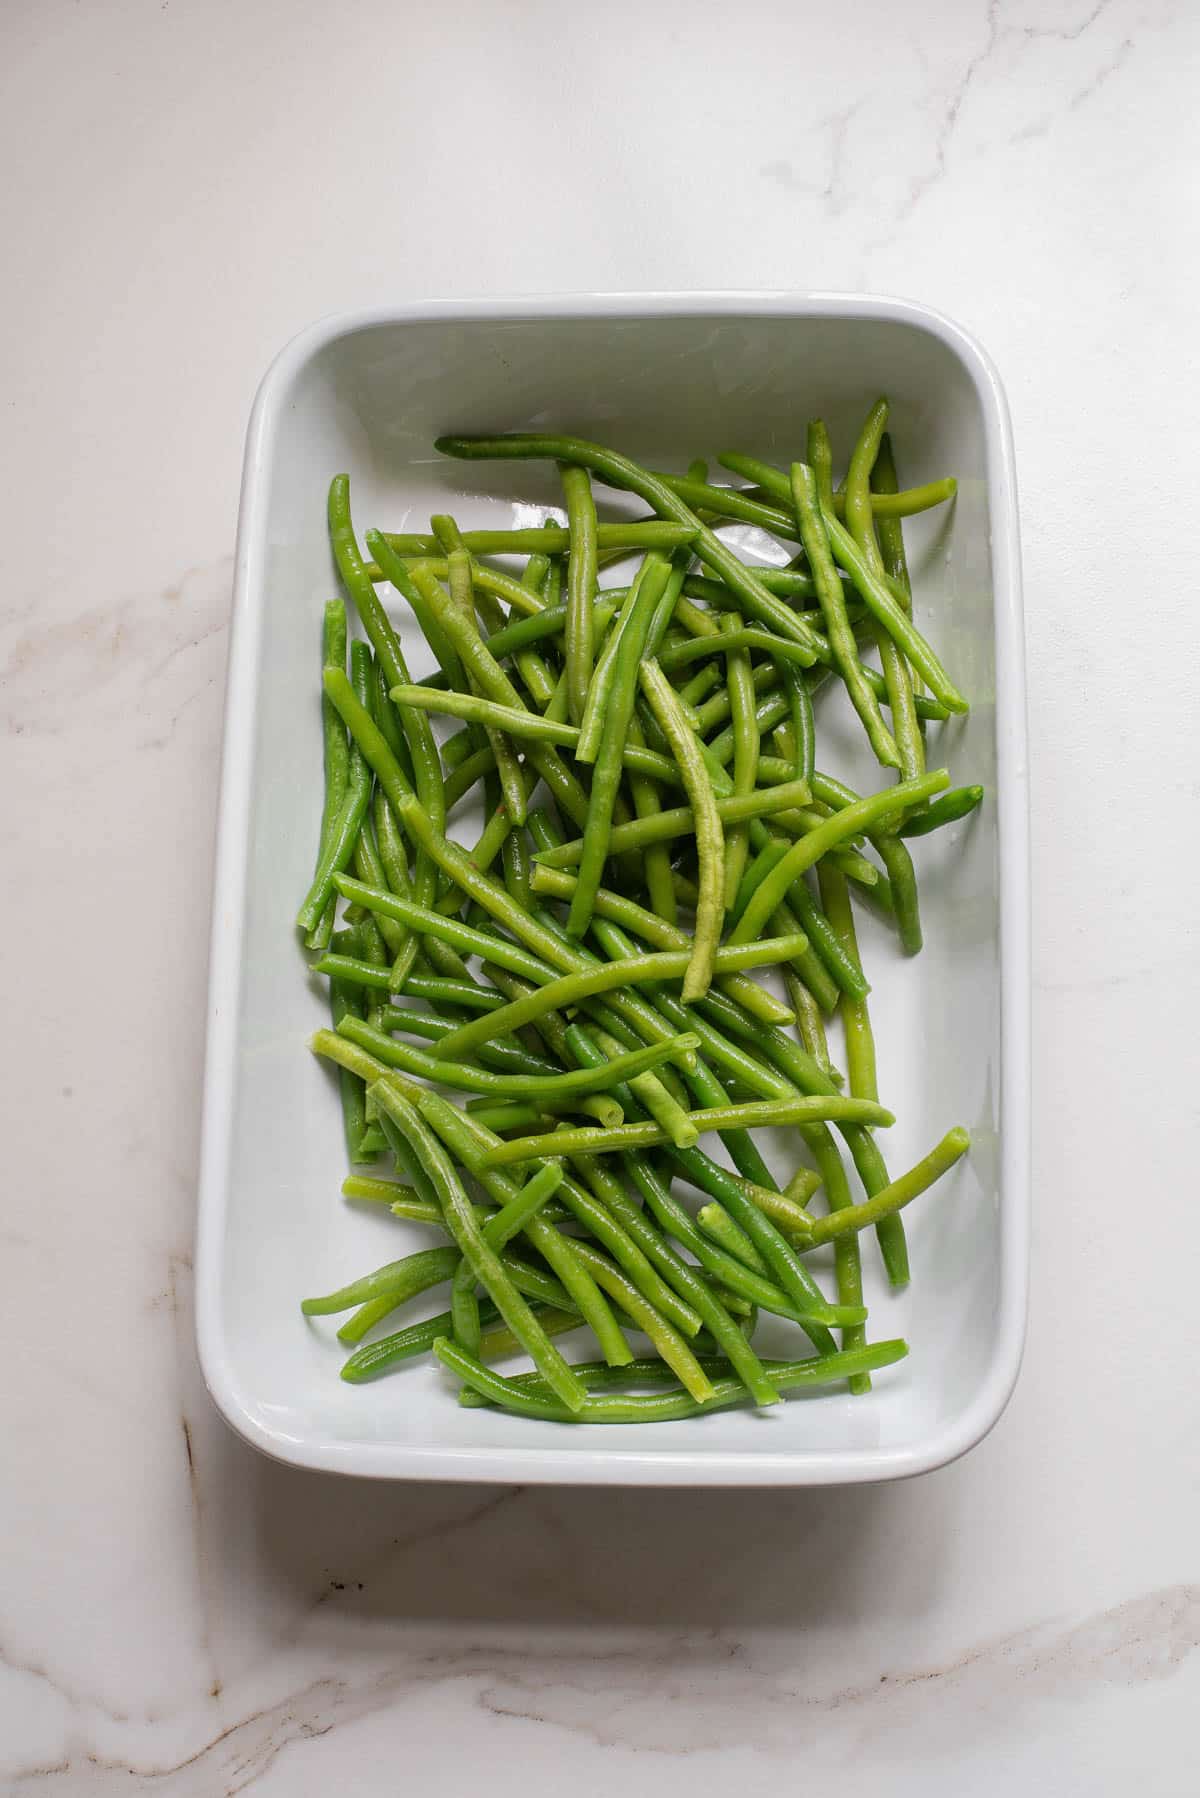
[{"xmin": 2, "ymin": 0, "xmax": 1197, "ymax": 1789}]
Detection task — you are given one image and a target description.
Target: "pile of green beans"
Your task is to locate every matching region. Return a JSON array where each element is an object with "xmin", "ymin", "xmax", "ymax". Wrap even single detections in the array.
[{"xmin": 298, "ymin": 403, "xmax": 982, "ymax": 1424}]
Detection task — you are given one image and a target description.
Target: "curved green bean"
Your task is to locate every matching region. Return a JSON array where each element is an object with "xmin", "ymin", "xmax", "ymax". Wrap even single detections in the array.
[
  {"xmin": 717, "ymin": 450, "xmax": 956, "ymax": 521},
  {"xmin": 433, "ymin": 433, "xmax": 825, "ymax": 656},
  {"xmin": 896, "ymin": 784, "xmax": 984, "ymax": 837},
  {"xmin": 729, "ymin": 769, "xmax": 949, "ymax": 944},
  {"xmin": 428, "ymin": 939, "xmax": 806, "ymax": 1066},
  {"xmin": 435, "ymin": 1337, "xmax": 907, "ymax": 1422},
  {"xmin": 338, "ymin": 1011, "xmax": 698, "ymax": 1100}
]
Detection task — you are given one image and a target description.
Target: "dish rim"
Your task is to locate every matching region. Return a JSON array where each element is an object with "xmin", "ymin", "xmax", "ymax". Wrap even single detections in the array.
[{"xmin": 194, "ymin": 290, "xmax": 1030, "ymax": 1487}]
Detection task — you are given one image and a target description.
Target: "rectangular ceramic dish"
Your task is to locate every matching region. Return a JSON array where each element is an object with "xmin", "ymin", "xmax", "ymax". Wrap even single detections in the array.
[{"xmin": 196, "ymin": 294, "xmax": 1029, "ymax": 1485}]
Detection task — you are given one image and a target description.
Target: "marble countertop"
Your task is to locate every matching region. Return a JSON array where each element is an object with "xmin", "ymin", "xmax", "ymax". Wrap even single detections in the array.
[{"xmin": 3, "ymin": 1, "xmax": 1197, "ymax": 1790}]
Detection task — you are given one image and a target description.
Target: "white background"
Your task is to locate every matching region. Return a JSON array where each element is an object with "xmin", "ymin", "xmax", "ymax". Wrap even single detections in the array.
[{"xmin": 1, "ymin": 0, "xmax": 1197, "ymax": 1791}]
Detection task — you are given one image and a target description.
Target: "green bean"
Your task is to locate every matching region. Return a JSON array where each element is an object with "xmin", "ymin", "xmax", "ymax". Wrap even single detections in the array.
[
  {"xmin": 473, "ymin": 593, "xmax": 620, "ymax": 667},
  {"xmin": 479, "ymin": 1093, "xmax": 890, "ymax": 1166},
  {"xmin": 696, "ymin": 1203, "xmax": 771, "ymax": 1273},
  {"xmin": 310, "ymin": 1023, "xmax": 399, "ymax": 1091},
  {"xmin": 350, "ymin": 820, "xmax": 406, "ymax": 959},
  {"xmin": 475, "ymin": 1306, "xmax": 584, "ymax": 1363},
  {"xmin": 847, "ymin": 402, "xmax": 925, "ymax": 775},
  {"xmin": 401, "ymin": 974, "xmax": 508, "ymax": 1014},
  {"xmin": 333, "ymin": 873, "xmax": 544, "ymax": 980},
  {"xmin": 805, "ymin": 770, "xmax": 922, "ymax": 957},
  {"xmin": 468, "ymin": 789, "xmax": 516, "ymax": 876},
  {"xmin": 637, "ymin": 659, "xmax": 724, "ymax": 999},
  {"xmin": 737, "ymin": 824, "xmax": 870, "ymax": 1001},
  {"xmin": 368, "ymin": 1084, "xmax": 587, "ymax": 1409},
  {"xmin": 651, "ymin": 472, "xmax": 798, "ymax": 536},
  {"xmin": 684, "ymin": 571, "xmax": 820, "ymax": 607},
  {"xmin": 572, "ymin": 1021, "xmax": 693, "ymax": 1149},
  {"xmin": 681, "ymin": 983, "xmax": 899, "ymax": 1281},
  {"xmin": 655, "ymin": 626, "xmax": 816, "ymax": 673},
  {"xmin": 805, "ymin": 420, "xmax": 836, "ymax": 512},
  {"xmin": 560, "ymin": 463, "xmax": 599, "ymax": 726},
  {"xmin": 335, "ymin": 1294, "xmax": 407, "ymax": 1345},
  {"xmin": 498, "ymin": 834, "xmax": 530, "ymax": 919},
  {"xmin": 818, "ymin": 864, "xmax": 878, "ymax": 1101},
  {"xmin": 717, "ymin": 450, "xmax": 956, "ymax": 522},
  {"xmin": 305, "ymin": 599, "xmax": 350, "ymax": 949},
  {"xmin": 314, "ymin": 953, "xmax": 398, "ymax": 992},
  {"xmin": 436, "ymin": 1337, "xmax": 906, "ymax": 1422},
  {"xmin": 439, "ymin": 745, "xmax": 504, "ymax": 814},
  {"xmin": 322, "ymin": 663, "xmax": 412, "ymax": 819},
  {"xmin": 451, "ymin": 1160, "xmax": 568, "ymax": 1355},
  {"xmin": 805, "ymin": 1127, "xmax": 970, "ymax": 1246},
  {"xmin": 302, "ymin": 1245, "xmax": 459, "ymax": 1316},
  {"xmin": 341, "ymin": 1300, "xmax": 581, "ymax": 1384},
  {"xmin": 570, "ymin": 558, "xmax": 670, "ymax": 934},
  {"xmin": 365, "ymin": 531, "xmax": 468, "ymax": 688},
  {"xmin": 455, "ymin": 1354, "xmax": 705, "ymax": 1405},
  {"xmin": 795, "ymin": 1122, "xmax": 873, "ymax": 1387},
  {"xmin": 434, "ymin": 433, "xmax": 825, "ymax": 656},
  {"xmin": 811, "ymin": 864, "xmax": 906, "ymax": 1288},
  {"xmin": 366, "ymin": 649, "xmax": 415, "ymax": 784},
  {"xmin": 820, "ymin": 504, "xmax": 968, "ymax": 713},
  {"xmin": 459, "ymin": 1101, "xmax": 551, "ymax": 1134},
  {"xmin": 447, "ymin": 548, "xmax": 527, "ymax": 827},
  {"xmin": 338, "ymin": 1011, "xmax": 698, "ymax": 1101},
  {"xmin": 844, "ymin": 414, "xmax": 929, "ymax": 954},
  {"xmin": 501, "ymin": 554, "xmax": 557, "ymax": 713},
  {"xmin": 626, "ymin": 712, "xmax": 677, "ymax": 927},
  {"xmin": 388, "ymin": 683, "xmax": 689, "ymax": 789},
  {"xmin": 785, "ymin": 967, "xmax": 835, "ymax": 1080},
  {"xmin": 703, "ymin": 652, "xmax": 950, "ymax": 740},
  {"xmin": 340, "ymin": 1171, "xmax": 429, "ymax": 1210},
  {"xmin": 717, "ymin": 615, "xmax": 758, "ymax": 908},
  {"xmin": 328, "ymin": 481, "xmax": 445, "ymax": 842},
  {"xmin": 326, "ymin": 942, "xmax": 379, "ymax": 1166},
  {"xmin": 371, "ymin": 792, "xmax": 434, "ymax": 986},
  {"xmin": 485, "ymin": 1161, "xmax": 566, "ymax": 1244},
  {"xmin": 896, "ymin": 784, "xmax": 984, "ymax": 838},
  {"xmin": 427, "ymin": 938, "xmax": 805, "ymax": 1067},
  {"xmin": 781, "ymin": 657, "xmax": 816, "ymax": 792},
  {"xmin": 575, "ymin": 560, "xmax": 647, "ymax": 763},
  {"xmin": 729, "ymin": 770, "xmax": 948, "ymax": 944},
  {"xmin": 297, "ymin": 645, "xmax": 374, "ymax": 933},
  {"xmin": 560, "ymin": 1240, "xmax": 716, "ymax": 1402},
  {"xmin": 378, "ymin": 1007, "xmax": 565, "ymax": 1077}
]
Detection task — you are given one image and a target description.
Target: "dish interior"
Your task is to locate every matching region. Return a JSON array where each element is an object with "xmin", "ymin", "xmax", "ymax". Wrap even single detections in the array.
[{"xmin": 209, "ymin": 307, "xmax": 1014, "ymax": 1480}]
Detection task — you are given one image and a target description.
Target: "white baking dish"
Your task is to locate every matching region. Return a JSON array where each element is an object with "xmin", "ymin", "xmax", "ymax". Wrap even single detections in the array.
[{"xmin": 195, "ymin": 294, "xmax": 1029, "ymax": 1485}]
